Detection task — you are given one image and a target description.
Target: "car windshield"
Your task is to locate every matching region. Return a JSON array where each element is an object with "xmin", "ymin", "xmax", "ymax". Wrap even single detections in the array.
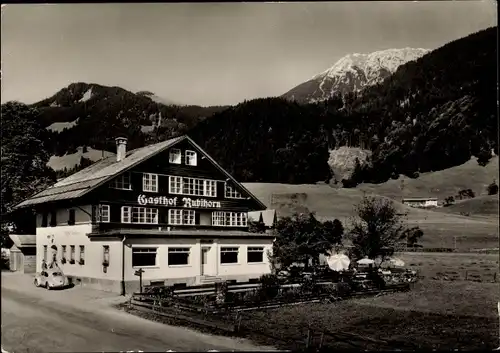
[{"xmin": 52, "ymin": 272, "xmax": 62, "ymax": 276}]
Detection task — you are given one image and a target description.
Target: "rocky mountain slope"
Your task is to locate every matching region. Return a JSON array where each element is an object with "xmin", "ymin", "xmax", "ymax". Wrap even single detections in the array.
[
  {"xmin": 30, "ymin": 82, "xmax": 228, "ymax": 158},
  {"xmin": 282, "ymin": 48, "xmax": 429, "ymax": 103}
]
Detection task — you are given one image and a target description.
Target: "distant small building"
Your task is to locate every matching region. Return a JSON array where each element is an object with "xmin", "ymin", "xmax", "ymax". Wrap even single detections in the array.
[
  {"xmin": 9, "ymin": 234, "xmax": 37, "ymax": 273},
  {"xmin": 402, "ymin": 197, "xmax": 438, "ymax": 208}
]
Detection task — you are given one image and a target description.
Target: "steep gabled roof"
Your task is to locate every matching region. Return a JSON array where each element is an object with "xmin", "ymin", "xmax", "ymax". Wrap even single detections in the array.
[{"xmin": 13, "ymin": 135, "xmax": 266, "ymax": 210}]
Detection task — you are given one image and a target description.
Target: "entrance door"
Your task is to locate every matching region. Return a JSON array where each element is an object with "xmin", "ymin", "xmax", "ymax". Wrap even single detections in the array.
[{"xmin": 201, "ymin": 247, "xmax": 210, "ymax": 275}]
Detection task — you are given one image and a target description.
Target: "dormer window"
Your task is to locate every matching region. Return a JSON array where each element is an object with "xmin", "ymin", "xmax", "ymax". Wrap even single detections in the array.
[
  {"xmin": 225, "ymin": 183, "xmax": 244, "ymax": 199},
  {"xmin": 169, "ymin": 148, "xmax": 182, "ymax": 164},
  {"xmin": 68, "ymin": 209, "xmax": 76, "ymax": 225},
  {"xmin": 49, "ymin": 211, "xmax": 57, "ymax": 227},
  {"xmin": 143, "ymin": 173, "xmax": 158, "ymax": 193},
  {"xmin": 110, "ymin": 172, "xmax": 131, "ymax": 190},
  {"xmin": 185, "ymin": 150, "xmax": 197, "ymax": 166},
  {"xmin": 41, "ymin": 212, "xmax": 48, "ymax": 227}
]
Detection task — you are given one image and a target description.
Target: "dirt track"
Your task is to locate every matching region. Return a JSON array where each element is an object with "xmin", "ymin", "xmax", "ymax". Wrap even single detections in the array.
[{"xmin": 1, "ymin": 272, "xmax": 275, "ymax": 352}]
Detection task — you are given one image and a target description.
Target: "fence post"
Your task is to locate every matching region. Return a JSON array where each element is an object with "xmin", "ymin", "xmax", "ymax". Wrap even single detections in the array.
[
  {"xmin": 305, "ymin": 328, "xmax": 312, "ymax": 348},
  {"xmin": 465, "ymin": 270, "xmax": 468, "ymax": 281},
  {"xmin": 494, "ymin": 272, "xmax": 497, "ymax": 283},
  {"xmin": 319, "ymin": 332, "xmax": 325, "ymax": 348},
  {"xmin": 236, "ymin": 312, "xmax": 243, "ymax": 333}
]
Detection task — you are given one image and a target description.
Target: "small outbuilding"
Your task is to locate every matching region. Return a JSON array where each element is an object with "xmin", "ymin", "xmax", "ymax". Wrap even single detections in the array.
[{"xmin": 9, "ymin": 234, "xmax": 36, "ymax": 273}]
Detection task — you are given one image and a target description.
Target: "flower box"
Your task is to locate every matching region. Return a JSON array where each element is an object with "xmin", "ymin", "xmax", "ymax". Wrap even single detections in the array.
[
  {"xmin": 61, "ymin": 258, "xmax": 67, "ymax": 264},
  {"xmin": 102, "ymin": 261, "xmax": 109, "ymax": 267},
  {"xmin": 69, "ymin": 259, "xmax": 75, "ymax": 264},
  {"xmin": 79, "ymin": 259, "xmax": 85, "ymax": 265}
]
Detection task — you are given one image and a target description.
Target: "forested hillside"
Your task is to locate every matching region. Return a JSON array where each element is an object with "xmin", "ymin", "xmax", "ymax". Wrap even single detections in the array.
[
  {"xmin": 189, "ymin": 98, "xmax": 334, "ymax": 184},
  {"xmin": 35, "ymin": 82, "xmax": 228, "ymax": 156},
  {"xmin": 327, "ymin": 27, "xmax": 497, "ymax": 184}
]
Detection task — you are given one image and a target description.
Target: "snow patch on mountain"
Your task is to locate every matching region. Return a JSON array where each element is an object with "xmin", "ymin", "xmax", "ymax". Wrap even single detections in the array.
[
  {"xmin": 79, "ymin": 88, "xmax": 93, "ymax": 102},
  {"xmin": 136, "ymin": 91, "xmax": 177, "ymax": 106},
  {"xmin": 46, "ymin": 118, "xmax": 80, "ymax": 132},
  {"xmin": 284, "ymin": 48, "xmax": 429, "ymax": 103}
]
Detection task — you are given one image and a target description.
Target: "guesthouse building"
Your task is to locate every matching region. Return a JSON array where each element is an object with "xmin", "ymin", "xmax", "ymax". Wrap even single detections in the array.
[{"xmin": 13, "ymin": 135, "xmax": 274, "ymax": 294}]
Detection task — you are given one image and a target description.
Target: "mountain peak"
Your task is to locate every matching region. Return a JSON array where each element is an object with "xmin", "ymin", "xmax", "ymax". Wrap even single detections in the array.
[{"xmin": 285, "ymin": 47, "xmax": 429, "ymax": 103}]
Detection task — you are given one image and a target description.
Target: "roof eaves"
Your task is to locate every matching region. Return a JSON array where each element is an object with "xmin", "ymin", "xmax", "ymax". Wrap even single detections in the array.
[
  {"xmin": 12, "ymin": 136, "xmax": 188, "ymax": 210},
  {"xmin": 184, "ymin": 136, "xmax": 267, "ymax": 210}
]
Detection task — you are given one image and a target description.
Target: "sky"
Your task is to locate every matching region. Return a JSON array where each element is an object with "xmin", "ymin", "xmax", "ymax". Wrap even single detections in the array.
[{"xmin": 1, "ymin": 2, "xmax": 497, "ymax": 107}]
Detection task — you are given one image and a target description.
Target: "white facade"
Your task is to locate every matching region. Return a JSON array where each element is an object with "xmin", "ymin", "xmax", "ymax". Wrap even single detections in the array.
[{"xmin": 35, "ymin": 206, "xmax": 272, "ymax": 293}]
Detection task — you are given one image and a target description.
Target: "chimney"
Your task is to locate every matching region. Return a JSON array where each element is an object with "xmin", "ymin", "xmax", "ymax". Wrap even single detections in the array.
[{"xmin": 115, "ymin": 137, "xmax": 128, "ymax": 162}]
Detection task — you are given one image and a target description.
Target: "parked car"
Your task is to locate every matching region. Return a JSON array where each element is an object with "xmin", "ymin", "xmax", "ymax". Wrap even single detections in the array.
[{"xmin": 34, "ymin": 269, "xmax": 69, "ymax": 289}]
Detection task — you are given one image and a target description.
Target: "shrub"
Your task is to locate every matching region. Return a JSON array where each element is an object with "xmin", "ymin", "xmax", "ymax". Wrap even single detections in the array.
[
  {"xmin": 61, "ymin": 258, "xmax": 66, "ymax": 264},
  {"xmin": 444, "ymin": 196, "xmax": 455, "ymax": 206},
  {"xmin": 457, "ymin": 189, "xmax": 475, "ymax": 199},
  {"xmin": 334, "ymin": 282, "xmax": 352, "ymax": 297},
  {"xmin": 487, "ymin": 181, "xmax": 498, "ymax": 195},
  {"xmin": 259, "ymin": 274, "xmax": 281, "ymax": 300},
  {"xmin": 300, "ymin": 277, "xmax": 320, "ymax": 295}
]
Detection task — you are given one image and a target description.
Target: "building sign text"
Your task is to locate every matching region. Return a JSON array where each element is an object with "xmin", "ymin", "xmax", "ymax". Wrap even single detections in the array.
[{"xmin": 137, "ymin": 195, "xmax": 222, "ymax": 208}]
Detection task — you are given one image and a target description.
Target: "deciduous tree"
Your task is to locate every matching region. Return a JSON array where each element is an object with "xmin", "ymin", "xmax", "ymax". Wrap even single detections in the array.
[{"xmin": 348, "ymin": 196, "xmax": 423, "ymax": 264}]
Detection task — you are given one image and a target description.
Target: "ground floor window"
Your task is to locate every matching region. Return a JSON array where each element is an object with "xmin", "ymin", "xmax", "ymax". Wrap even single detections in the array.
[
  {"xmin": 168, "ymin": 247, "xmax": 190, "ymax": 266},
  {"xmin": 79, "ymin": 246, "xmax": 85, "ymax": 265},
  {"xmin": 103, "ymin": 245, "xmax": 110, "ymax": 265},
  {"xmin": 220, "ymin": 247, "xmax": 239, "ymax": 264},
  {"xmin": 43, "ymin": 245, "xmax": 48, "ymax": 262},
  {"xmin": 61, "ymin": 245, "xmax": 67, "ymax": 260},
  {"xmin": 132, "ymin": 247, "xmax": 157, "ymax": 267},
  {"xmin": 70, "ymin": 246, "xmax": 75, "ymax": 263},
  {"xmin": 247, "ymin": 247, "xmax": 264, "ymax": 263}
]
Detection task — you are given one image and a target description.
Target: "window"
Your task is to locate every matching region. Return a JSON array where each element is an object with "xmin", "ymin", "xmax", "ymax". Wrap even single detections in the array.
[
  {"xmin": 169, "ymin": 176, "xmax": 183, "ymax": 194},
  {"xmin": 182, "ymin": 178, "xmax": 204, "ymax": 196},
  {"xmin": 204, "ymin": 180, "xmax": 217, "ymax": 197},
  {"xmin": 247, "ymin": 247, "xmax": 264, "ymax": 263},
  {"xmin": 220, "ymin": 247, "xmax": 239, "ymax": 264},
  {"xmin": 132, "ymin": 247, "xmax": 157, "ymax": 267},
  {"xmin": 100, "ymin": 205, "xmax": 110, "ymax": 223},
  {"xmin": 183, "ymin": 210, "xmax": 195, "ymax": 225},
  {"xmin": 43, "ymin": 245, "xmax": 48, "ymax": 262},
  {"xmin": 41, "ymin": 213, "xmax": 48, "ymax": 227},
  {"xmin": 143, "ymin": 173, "xmax": 158, "ymax": 193},
  {"xmin": 212, "ymin": 212, "xmax": 226, "ymax": 226},
  {"xmin": 62, "ymin": 245, "xmax": 67, "ymax": 259},
  {"xmin": 79, "ymin": 246, "xmax": 85, "ymax": 265},
  {"xmin": 168, "ymin": 209, "xmax": 182, "ymax": 225},
  {"xmin": 131, "ymin": 207, "xmax": 158, "ymax": 224},
  {"xmin": 103, "ymin": 246, "xmax": 110, "ymax": 265},
  {"xmin": 168, "ymin": 209, "xmax": 195, "ymax": 225},
  {"xmin": 225, "ymin": 183, "xmax": 244, "ymax": 199},
  {"xmin": 169, "ymin": 176, "xmax": 217, "ymax": 197},
  {"xmin": 68, "ymin": 209, "xmax": 76, "ymax": 225},
  {"xmin": 228, "ymin": 212, "xmax": 247, "ymax": 227},
  {"xmin": 70, "ymin": 246, "xmax": 75, "ymax": 262},
  {"xmin": 169, "ymin": 148, "xmax": 182, "ymax": 164},
  {"xmin": 168, "ymin": 247, "xmax": 190, "ymax": 266},
  {"xmin": 49, "ymin": 211, "xmax": 57, "ymax": 227},
  {"xmin": 211, "ymin": 212, "xmax": 247, "ymax": 227},
  {"xmin": 185, "ymin": 150, "xmax": 197, "ymax": 166},
  {"xmin": 121, "ymin": 206, "xmax": 131, "ymax": 223},
  {"xmin": 110, "ymin": 173, "xmax": 131, "ymax": 190}
]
